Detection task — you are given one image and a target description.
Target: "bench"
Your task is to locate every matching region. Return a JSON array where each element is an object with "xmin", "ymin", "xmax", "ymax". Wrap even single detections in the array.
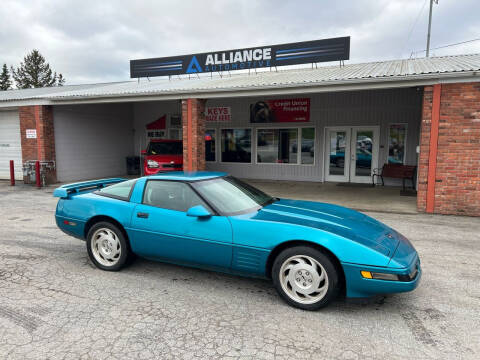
[{"xmin": 372, "ymin": 164, "xmax": 416, "ymax": 190}]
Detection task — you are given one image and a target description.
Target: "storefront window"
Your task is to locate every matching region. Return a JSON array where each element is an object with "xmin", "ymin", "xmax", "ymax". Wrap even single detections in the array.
[
  {"xmin": 301, "ymin": 128, "xmax": 315, "ymax": 164},
  {"xmin": 205, "ymin": 129, "xmax": 216, "ymax": 162},
  {"xmin": 388, "ymin": 124, "xmax": 407, "ymax": 164},
  {"xmin": 257, "ymin": 128, "xmax": 298, "ymax": 163},
  {"xmin": 221, "ymin": 129, "xmax": 252, "ymax": 163}
]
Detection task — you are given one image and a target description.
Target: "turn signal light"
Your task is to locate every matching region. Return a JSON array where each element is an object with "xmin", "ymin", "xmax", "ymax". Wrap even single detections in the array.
[
  {"xmin": 361, "ymin": 270, "xmax": 399, "ymax": 281},
  {"xmin": 361, "ymin": 271, "xmax": 372, "ymax": 279}
]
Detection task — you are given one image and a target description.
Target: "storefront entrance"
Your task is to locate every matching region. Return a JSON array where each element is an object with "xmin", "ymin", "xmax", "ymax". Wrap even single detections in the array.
[{"xmin": 324, "ymin": 126, "xmax": 379, "ymax": 183}]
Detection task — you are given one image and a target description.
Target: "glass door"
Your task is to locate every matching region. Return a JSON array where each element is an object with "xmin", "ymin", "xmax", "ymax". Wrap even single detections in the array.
[
  {"xmin": 325, "ymin": 127, "xmax": 351, "ymax": 182},
  {"xmin": 324, "ymin": 126, "xmax": 379, "ymax": 183},
  {"xmin": 350, "ymin": 127, "xmax": 379, "ymax": 184}
]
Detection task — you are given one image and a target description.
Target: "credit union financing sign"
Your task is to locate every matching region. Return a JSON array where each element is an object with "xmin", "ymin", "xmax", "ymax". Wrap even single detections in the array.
[
  {"xmin": 130, "ymin": 37, "xmax": 350, "ymax": 78},
  {"xmin": 250, "ymin": 98, "xmax": 310, "ymax": 123}
]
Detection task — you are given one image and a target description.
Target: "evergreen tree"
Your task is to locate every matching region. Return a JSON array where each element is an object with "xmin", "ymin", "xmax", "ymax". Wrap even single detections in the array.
[
  {"xmin": 57, "ymin": 73, "xmax": 65, "ymax": 86},
  {"xmin": 11, "ymin": 50, "xmax": 65, "ymax": 88},
  {"xmin": 0, "ymin": 63, "xmax": 12, "ymax": 90}
]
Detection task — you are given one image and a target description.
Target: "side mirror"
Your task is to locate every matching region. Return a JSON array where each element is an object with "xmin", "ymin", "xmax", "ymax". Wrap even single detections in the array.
[
  {"xmin": 186, "ymin": 205, "xmax": 211, "ymax": 218},
  {"xmin": 141, "ymin": 150, "xmax": 147, "ymax": 155}
]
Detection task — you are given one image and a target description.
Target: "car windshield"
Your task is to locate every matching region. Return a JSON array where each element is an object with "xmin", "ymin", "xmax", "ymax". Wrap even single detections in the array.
[
  {"xmin": 147, "ymin": 141, "xmax": 182, "ymax": 155},
  {"xmin": 192, "ymin": 176, "xmax": 276, "ymax": 215}
]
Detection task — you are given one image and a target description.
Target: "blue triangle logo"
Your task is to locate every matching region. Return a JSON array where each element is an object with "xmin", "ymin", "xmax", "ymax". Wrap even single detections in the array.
[{"xmin": 186, "ymin": 56, "xmax": 202, "ymax": 74}]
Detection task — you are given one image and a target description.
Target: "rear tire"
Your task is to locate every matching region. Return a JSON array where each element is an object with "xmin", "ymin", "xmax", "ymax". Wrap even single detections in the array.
[
  {"xmin": 272, "ymin": 246, "xmax": 340, "ymax": 310},
  {"xmin": 86, "ymin": 221, "xmax": 131, "ymax": 271}
]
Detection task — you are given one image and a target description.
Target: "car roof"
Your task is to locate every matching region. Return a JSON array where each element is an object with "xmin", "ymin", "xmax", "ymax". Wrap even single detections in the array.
[{"xmin": 146, "ymin": 171, "xmax": 227, "ymax": 181}]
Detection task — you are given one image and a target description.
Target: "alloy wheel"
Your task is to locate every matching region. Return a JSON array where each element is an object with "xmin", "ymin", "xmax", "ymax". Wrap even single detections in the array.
[
  {"xmin": 90, "ymin": 227, "xmax": 122, "ymax": 267},
  {"xmin": 279, "ymin": 255, "xmax": 329, "ymax": 305}
]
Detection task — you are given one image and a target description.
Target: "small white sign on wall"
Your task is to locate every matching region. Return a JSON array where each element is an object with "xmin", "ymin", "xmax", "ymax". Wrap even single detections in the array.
[{"xmin": 26, "ymin": 129, "xmax": 37, "ymax": 139}]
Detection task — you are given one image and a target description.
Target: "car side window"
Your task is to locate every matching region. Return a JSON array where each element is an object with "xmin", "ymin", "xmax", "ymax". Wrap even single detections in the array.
[
  {"xmin": 143, "ymin": 181, "xmax": 210, "ymax": 212},
  {"xmin": 97, "ymin": 179, "xmax": 136, "ymax": 200}
]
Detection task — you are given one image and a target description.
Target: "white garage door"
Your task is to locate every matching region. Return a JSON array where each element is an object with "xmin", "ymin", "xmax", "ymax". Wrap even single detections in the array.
[{"xmin": 0, "ymin": 110, "xmax": 23, "ymax": 180}]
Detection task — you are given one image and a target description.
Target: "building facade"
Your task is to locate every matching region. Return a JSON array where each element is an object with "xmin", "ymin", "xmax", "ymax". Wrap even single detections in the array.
[{"xmin": 0, "ymin": 54, "xmax": 479, "ymax": 216}]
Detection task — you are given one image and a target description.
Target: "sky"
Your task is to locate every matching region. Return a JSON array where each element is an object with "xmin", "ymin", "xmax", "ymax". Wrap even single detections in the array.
[{"xmin": 1, "ymin": 0, "xmax": 479, "ymax": 85}]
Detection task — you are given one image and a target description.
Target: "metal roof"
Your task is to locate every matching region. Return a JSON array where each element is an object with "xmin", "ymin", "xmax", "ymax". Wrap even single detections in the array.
[
  {"xmin": 1, "ymin": 53, "xmax": 479, "ymax": 106},
  {"xmin": 0, "ymin": 82, "xmax": 119, "ymax": 102}
]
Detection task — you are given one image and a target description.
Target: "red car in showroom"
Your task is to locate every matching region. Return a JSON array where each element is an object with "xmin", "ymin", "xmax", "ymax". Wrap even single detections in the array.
[{"xmin": 142, "ymin": 139, "xmax": 183, "ymax": 175}]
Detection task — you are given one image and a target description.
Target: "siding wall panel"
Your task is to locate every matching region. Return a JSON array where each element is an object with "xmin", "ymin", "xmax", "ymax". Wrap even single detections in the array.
[
  {"xmin": 205, "ymin": 88, "xmax": 422, "ymax": 182},
  {"xmin": 131, "ymin": 88, "xmax": 422, "ymax": 183},
  {"xmin": 54, "ymin": 104, "xmax": 134, "ymax": 182}
]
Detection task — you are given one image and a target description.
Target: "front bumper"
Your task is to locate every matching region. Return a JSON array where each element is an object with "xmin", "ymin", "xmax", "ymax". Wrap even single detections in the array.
[{"xmin": 342, "ymin": 255, "xmax": 421, "ymax": 298}]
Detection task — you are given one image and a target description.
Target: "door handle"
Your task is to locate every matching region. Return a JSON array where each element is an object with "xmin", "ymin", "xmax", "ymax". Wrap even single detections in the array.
[{"xmin": 137, "ymin": 212, "xmax": 149, "ymax": 219}]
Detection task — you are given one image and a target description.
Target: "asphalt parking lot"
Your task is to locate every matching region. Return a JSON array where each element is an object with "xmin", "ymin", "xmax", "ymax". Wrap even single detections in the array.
[{"xmin": 0, "ymin": 182, "xmax": 479, "ymax": 360}]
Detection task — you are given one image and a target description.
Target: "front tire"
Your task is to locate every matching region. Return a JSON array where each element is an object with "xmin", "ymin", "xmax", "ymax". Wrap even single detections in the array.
[
  {"xmin": 272, "ymin": 246, "xmax": 340, "ymax": 310},
  {"xmin": 86, "ymin": 222, "xmax": 130, "ymax": 271}
]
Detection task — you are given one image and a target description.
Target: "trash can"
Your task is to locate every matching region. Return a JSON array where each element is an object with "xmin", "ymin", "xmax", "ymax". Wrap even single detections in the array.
[{"xmin": 126, "ymin": 156, "xmax": 140, "ymax": 175}]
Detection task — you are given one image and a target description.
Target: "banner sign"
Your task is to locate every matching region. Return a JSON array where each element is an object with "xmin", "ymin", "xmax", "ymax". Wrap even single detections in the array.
[
  {"xmin": 146, "ymin": 115, "xmax": 166, "ymax": 130},
  {"xmin": 130, "ymin": 37, "xmax": 350, "ymax": 78},
  {"xmin": 146, "ymin": 115, "xmax": 167, "ymax": 139},
  {"xmin": 250, "ymin": 98, "xmax": 310, "ymax": 123},
  {"xmin": 206, "ymin": 107, "xmax": 231, "ymax": 122},
  {"xmin": 146, "ymin": 129, "xmax": 166, "ymax": 139}
]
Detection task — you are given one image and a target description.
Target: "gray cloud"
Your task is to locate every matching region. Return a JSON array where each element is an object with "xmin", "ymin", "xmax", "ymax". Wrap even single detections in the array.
[{"xmin": 0, "ymin": 0, "xmax": 478, "ymax": 85}]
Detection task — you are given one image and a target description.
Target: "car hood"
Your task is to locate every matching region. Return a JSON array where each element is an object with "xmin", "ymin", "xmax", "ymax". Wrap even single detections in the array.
[
  {"xmin": 145, "ymin": 154, "xmax": 183, "ymax": 163},
  {"xmin": 257, "ymin": 199, "xmax": 400, "ymax": 258}
]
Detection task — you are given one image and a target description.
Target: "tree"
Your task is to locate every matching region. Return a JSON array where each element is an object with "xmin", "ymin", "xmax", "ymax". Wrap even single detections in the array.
[
  {"xmin": 57, "ymin": 73, "xmax": 65, "ymax": 86},
  {"xmin": 11, "ymin": 49, "xmax": 65, "ymax": 88},
  {"xmin": 0, "ymin": 63, "xmax": 12, "ymax": 90}
]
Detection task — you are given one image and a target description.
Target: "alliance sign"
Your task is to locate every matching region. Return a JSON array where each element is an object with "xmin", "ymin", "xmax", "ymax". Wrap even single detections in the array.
[{"xmin": 130, "ymin": 37, "xmax": 350, "ymax": 78}]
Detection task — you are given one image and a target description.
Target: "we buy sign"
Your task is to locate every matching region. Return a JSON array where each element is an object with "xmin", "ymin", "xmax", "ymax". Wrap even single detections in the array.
[{"xmin": 206, "ymin": 107, "xmax": 231, "ymax": 122}]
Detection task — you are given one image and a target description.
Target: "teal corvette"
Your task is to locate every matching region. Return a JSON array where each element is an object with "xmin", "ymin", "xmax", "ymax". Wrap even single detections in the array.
[{"xmin": 54, "ymin": 172, "xmax": 421, "ymax": 310}]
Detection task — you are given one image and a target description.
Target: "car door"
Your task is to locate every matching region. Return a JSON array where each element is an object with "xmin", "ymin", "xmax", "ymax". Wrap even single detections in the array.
[{"xmin": 129, "ymin": 180, "xmax": 233, "ymax": 269}]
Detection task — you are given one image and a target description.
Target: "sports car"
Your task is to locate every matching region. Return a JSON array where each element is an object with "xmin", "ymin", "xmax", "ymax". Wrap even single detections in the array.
[{"xmin": 54, "ymin": 172, "xmax": 421, "ymax": 310}]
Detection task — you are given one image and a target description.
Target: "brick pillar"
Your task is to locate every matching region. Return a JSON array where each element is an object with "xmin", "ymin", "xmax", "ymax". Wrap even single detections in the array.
[
  {"xmin": 417, "ymin": 86, "xmax": 433, "ymax": 213},
  {"xmin": 181, "ymin": 99, "xmax": 206, "ymax": 172},
  {"xmin": 417, "ymin": 82, "xmax": 480, "ymax": 216},
  {"xmin": 19, "ymin": 105, "xmax": 57, "ymax": 183},
  {"xmin": 417, "ymin": 85, "xmax": 441, "ymax": 213}
]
